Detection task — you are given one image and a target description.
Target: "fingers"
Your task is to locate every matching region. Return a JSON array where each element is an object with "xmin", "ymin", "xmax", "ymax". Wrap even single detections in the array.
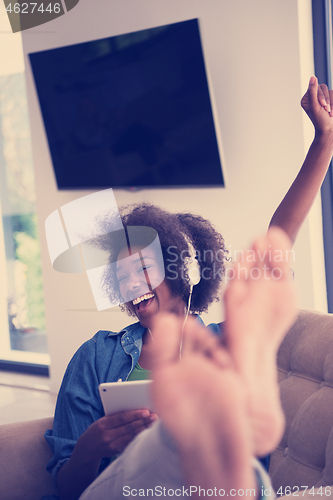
[
  {"xmin": 306, "ymin": 75, "xmax": 320, "ymax": 108},
  {"xmin": 318, "ymin": 83, "xmax": 333, "ymax": 116},
  {"xmin": 329, "ymin": 89, "xmax": 333, "ymax": 117},
  {"xmin": 103, "ymin": 421, "xmax": 148, "ymax": 454},
  {"xmin": 314, "ymin": 79, "xmax": 333, "ymax": 115},
  {"xmin": 102, "ymin": 410, "xmax": 158, "ymax": 453},
  {"xmin": 304, "ymin": 77, "xmax": 331, "ymax": 113},
  {"xmin": 301, "ymin": 77, "xmax": 333, "ymax": 132},
  {"xmin": 318, "ymin": 83, "xmax": 330, "ymax": 111},
  {"xmin": 110, "ymin": 425, "xmax": 148, "ymax": 454},
  {"xmin": 81, "ymin": 410, "xmax": 157, "ymax": 460},
  {"xmin": 105, "ymin": 409, "xmax": 155, "ymax": 429}
]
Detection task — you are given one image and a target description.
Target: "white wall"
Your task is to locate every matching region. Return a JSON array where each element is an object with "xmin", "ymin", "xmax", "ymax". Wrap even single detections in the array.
[{"xmin": 20, "ymin": 0, "xmax": 323, "ymax": 393}]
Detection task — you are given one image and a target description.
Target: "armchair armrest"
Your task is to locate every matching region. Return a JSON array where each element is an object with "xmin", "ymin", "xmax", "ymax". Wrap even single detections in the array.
[{"xmin": 0, "ymin": 417, "xmax": 58, "ymax": 500}]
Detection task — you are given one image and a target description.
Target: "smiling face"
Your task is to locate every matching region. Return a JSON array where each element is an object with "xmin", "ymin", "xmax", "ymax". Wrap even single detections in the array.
[{"xmin": 116, "ymin": 245, "xmax": 185, "ymax": 328}]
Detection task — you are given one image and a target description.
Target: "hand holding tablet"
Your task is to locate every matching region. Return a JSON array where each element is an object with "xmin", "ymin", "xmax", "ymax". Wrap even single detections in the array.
[{"xmin": 99, "ymin": 380, "xmax": 155, "ymax": 416}]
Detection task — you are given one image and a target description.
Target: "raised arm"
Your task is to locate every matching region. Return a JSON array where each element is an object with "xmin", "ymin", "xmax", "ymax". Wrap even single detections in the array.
[{"xmin": 269, "ymin": 77, "xmax": 333, "ymax": 244}]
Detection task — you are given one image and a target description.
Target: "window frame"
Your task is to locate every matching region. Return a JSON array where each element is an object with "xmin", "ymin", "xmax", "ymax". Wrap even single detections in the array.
[{"xmin": 312, "ymin": 0, "xmax": 333, "ymax": 313}]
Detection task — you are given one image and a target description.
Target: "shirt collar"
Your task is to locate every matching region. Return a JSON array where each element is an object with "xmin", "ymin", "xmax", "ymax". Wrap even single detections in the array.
[
  {"xmin": 106, "ymin": 321, "xmax": 146, "ymax": 339},
  {"xmin": 106, "ymin": 314, "xmax": 204, "ymax": 339}
]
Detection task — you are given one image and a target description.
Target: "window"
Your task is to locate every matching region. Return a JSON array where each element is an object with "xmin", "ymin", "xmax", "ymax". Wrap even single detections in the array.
[
  {"xmin": 312, "ymin": 0, "xmax": 333, "ymax": 312},
  {"xmin": 0, "ymin": 9, "xmax": 49, "ymax": 371}
]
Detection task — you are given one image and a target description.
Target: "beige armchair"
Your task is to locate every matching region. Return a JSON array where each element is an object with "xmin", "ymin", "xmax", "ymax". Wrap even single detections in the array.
[
  {"xmin": 0, "ymin": 416, "xmax": 58, "ymax": 500},
  {"xmin": 270, "ymin": 309, "xmax": 333, "ymax": 491},
  {"xmin": 1, "ymin": 309, "xmax": 333, "ymax": 500}
]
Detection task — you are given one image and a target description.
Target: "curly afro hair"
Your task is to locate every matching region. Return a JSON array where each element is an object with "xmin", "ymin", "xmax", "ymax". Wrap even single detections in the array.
[{"xmin": 99, "ymin": 203, "xmax": 227, "ymax": 316}]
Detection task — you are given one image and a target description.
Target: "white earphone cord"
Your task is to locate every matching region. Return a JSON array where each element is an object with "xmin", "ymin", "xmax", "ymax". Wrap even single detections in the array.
[{"xmin": 179, "ymin": 284, "xmax": 193, "ymax": 358}]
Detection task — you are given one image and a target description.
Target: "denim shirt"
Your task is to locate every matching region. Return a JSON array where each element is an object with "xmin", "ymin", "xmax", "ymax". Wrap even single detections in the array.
[{"xmin": 45, "ymin": 321, "xmax": 146, "ymax": 486}]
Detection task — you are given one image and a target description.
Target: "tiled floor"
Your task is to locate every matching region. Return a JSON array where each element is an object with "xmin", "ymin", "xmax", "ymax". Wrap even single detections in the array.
[{"xmin": 0, "ymin": 370, "xmax": 57, "ymax": 425}]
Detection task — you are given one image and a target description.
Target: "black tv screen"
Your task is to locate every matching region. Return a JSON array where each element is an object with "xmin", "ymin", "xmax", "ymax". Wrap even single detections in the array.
[{"xmin": 29, "ymin": 19, "xmax": 224, "ymax": 189}]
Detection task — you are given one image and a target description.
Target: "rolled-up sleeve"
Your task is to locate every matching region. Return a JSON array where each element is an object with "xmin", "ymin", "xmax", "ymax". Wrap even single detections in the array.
[{"xmin": 45, "ymin": 338, "xmax": 107, "ymax": 486}]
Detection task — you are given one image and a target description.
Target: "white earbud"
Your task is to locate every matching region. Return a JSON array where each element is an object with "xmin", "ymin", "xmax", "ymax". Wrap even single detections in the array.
[
  {"xmin": 184, "ymin": 255, "xmax": 201, "ymax": 286},
  {"xmin": 182, "ymin": 233, "xmax": 201, "ymax": 287},
  {"xmin": 179, "ymin": 235, "xmax": 200, "ymax": 359}
]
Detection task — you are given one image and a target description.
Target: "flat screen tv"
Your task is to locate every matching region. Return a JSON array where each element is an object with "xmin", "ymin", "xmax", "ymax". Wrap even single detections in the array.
[{"xmin": 29, "ymin": 19, "xmax": 225, "ymax": 189}]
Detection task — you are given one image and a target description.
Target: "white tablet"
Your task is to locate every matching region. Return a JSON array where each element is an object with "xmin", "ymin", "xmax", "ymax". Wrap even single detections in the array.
[{"xmin": 99, "ymin": 380, "xmax": 154, "ymax": 416}]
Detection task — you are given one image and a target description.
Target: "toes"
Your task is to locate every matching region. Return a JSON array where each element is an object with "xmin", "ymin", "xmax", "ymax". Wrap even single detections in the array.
[
  {"xmin": 265, "ymin": 227, "xmax": 293, "ymax": 279},
  {"xmin": 182, "ymin": 317, "xmax": 232, "ymax": 368},
  {"xmin": 251, "ymin": 235, "xmax": 270, "ymax": 274},
  {"xmin": 151, "ymin": 314, "xmax": 233, "ymax": 372},
  {"xmin": 225, "ymin": 229, "xmax": 294, "ymax": 314},
  {"xmin": 247, "ymin": 228, "xmax": 292, "ymax": 283},
  {"xmin": 210, "ymin": 344, "xmax": 234, "ymax": 369},
  {"xmin": 150, "ymin": 313, "xmax": 183, "ymax": 369},
  {"xmin": 223, "ymin": 279, "xmax": 248, "ymax": 310},
  {"xmin": 181, "ymin": 316, "xmax": 213, "ymax": 356}
]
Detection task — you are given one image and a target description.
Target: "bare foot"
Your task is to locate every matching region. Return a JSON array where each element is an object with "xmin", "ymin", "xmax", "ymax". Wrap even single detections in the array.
[
  {"xmin": 149, "ymin": 228, "xmax": 296, "ymax": 494},
  {"xmin": 224, "ymin": 227, "xmax": 297, "ymax": 456},
  {"xmin": 151, "ymin": 314, "xmax": 256, "ymax": 497}
]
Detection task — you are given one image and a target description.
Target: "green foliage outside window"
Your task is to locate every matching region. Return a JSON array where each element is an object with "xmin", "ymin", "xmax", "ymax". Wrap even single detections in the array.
[
  {"xmin": 13, "ymin": 214, "xmax": 45, "ymax": 331},
  {"xmin": 0, "ymin": 73, "xmax": 46, "ymax": 342}
]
